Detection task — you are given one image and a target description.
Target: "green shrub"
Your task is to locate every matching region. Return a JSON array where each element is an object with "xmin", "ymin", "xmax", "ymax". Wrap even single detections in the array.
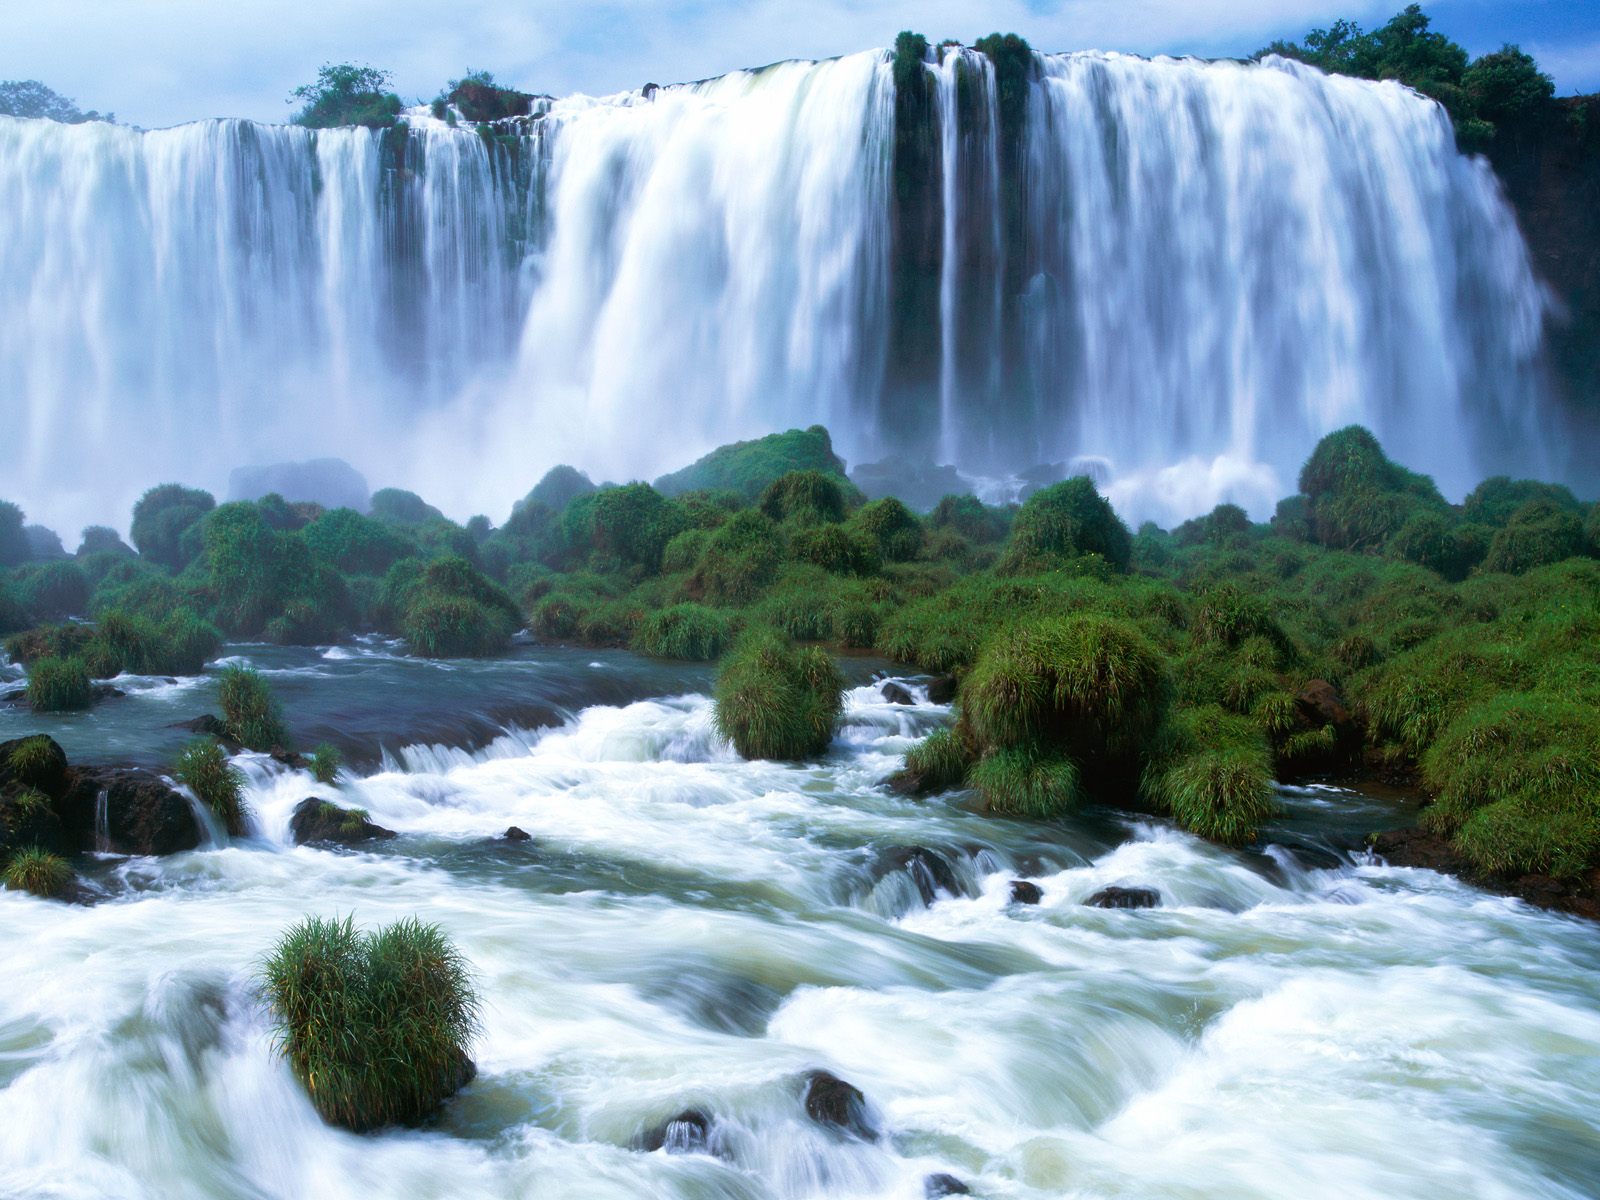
[
  {"xmin": 962, "ymin": 614, "xmax": 1168, "ymax": 763},
  {"xmin": 560, "ymin": 484, "xmax": 686, "ymax": 574},
  {"xmin": 290, "ymin": 63, "xmax": 403, "ymax": 128},
  {"xmin": 403, "ymin": 596, "xmax": 514, "ymax": 657},
  {"xmin": 691, "ymin": 511, "xmax": 782, "ymax": 605},
  {"xmin": 654, "ymin": 425, "xmax": 847, "ymax": 501},
  {"xmin": 1141, "ymin": 705, "xmax": 1276, "ymax": 844},
  {"xmin": 130, "ymin": 483, "xmax": 214, "ymax": 570},
  {"xmin": 310, "ymin": 743, "xmax": 343, "ymax": 786},
  {"xmin": 218, "ymin": 666, "xmax": 291, "ymax": 751},
  {"xmin": 969, "ymin": 747, "xmax": 1081, "ymax": 817},
  {"xmin": 27, "ymin": 657, "xmax": 92, "ymax": 712},
  {"xmin": 174, "ymin": 738, "xmax": 249, "ymax": 835},
  {"xmin": 0, "ymin": 500, "xmax": 29, "ymax": 566},
  {"xmin": 262, "ymin": 915, "xmax": 480, "ymax": 1131},
  {"xmin": 525, "ymin": 465, "xmax": 596, "ymax": 513},
  {"xmin": 11, "ymin": 561, "xmax": 90, "ymax": 618},
  {"xmin": 930, "ymin": 494, "xmax": 1011, "ymax": 543},
  {"xmin": 661, "ymin": 528, "xmax": 710, "ymax": 575},
  {"xmin": 903, "ymin": 727, "xmax": 974, "ymax": 794},
  {"xmin": 1192, "ymin": 583, "xmax": 1293, "ymax": 663},
  {"xmin": 6, "ymin": 736, "xmax": 62, "ymax": 789},
  {"xmin": 790, "ymin": 524, "xmax": 879, "ymax": 575},
  {"xmin": 759, "ymin": 470, "xmax": 849, "ymax": 524},
  {"xmin": 1463, "ymin": 476, "xmax": 1581, "ymax": 528},
  {"xmin": 76, "ymin": 526, "xmax": 135, "ymax": 559},
  {"xmin": 303, "ymin": 508, "xmax": 414, "ymax": 575},
  {"xmin": 2, "ymin": 847, "xmax": 72, "ymax": 899},
  {"xmin": 632, "ymin": 604, "xmax": 733, "ymax": 661},
  {"xmin": 1419, "ymin": 693, "xmax": 1600, "ymax": 877},
  {"xmin": 81, "ymin": 608, "xmax": 221, "ymax": 677},
  {"xmin": 713, "ymin": 631, "xmax": 845, "ymax": 760},
  {"xmin": 0, "ymin": 580, "xmax": 30, "ymax": 636},
  {"xmin": 849, "ymin": 497, "xmax": 922, "ymax": 562},
  {"xmin": 1479, "ymin": 500, "xmax": 1586, "ymax": 576},
  {"xmin": 370, "ymin": 489, "xmax": 444, "ymax": 526},
  {"xmin": 998, "ymin": 477, "xmax": 1130, "ymax": 573}
]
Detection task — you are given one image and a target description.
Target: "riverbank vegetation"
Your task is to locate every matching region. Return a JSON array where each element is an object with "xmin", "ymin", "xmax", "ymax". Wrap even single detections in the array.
[{"xmin": 3, "ymin": 422, "xmax": 1599, "ymax": 886}]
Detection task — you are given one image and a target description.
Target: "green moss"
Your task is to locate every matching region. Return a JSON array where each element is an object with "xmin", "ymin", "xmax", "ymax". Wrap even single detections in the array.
[
  {"xmin": 27, "ymin": 657, "xmax": 92, "ymax": 712},
  {"xmin": 174, "ymin": 738, "xmax": 249, "ymax": 836},
  {"xmin": 712, "ymin": 630, "xmax": 845, "ymax": 760},
  {"xmin": 654, "ymin": 426, "xmax": 847, "ymax": 501},
  {"xmin": 969, "ymin": 746, "xmax": 1080, "ymax": 817},
  {"xmin": 262, "ymin": 915, "xmax": 480, "ymax": 1132},
  {"xmin": 2, "ymin": 846, "xmax": 72, "ymax": 899}
]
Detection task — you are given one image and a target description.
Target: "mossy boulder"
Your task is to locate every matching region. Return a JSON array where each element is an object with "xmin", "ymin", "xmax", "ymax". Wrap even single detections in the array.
[{"xmin": 290, "ymin": 798, "xmax": 396, "ymax": 846}]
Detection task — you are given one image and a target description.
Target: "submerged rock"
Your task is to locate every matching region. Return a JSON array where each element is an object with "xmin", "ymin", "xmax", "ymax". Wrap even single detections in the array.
[
  {"xmin": 1085, "ymin": 885, "xmax": 1161, "ymax": 909},
  {"xmin": 58, "ymin": 767, "xmax": 201, "ymax": 856},
  {"xmin": 926, "ymin": 674, "xmax": 957, "ymax": 705},
  {"xmin": 289, "ymin": 798, "xmax": 396, "ymax": 846},
  {"xmin": 881, "ymin": 681, "xmax": 916, "ymax": 705},
  {"xmin": 924, "ymin": 1174, "xmax": 972, "ymax": 1197},
  {"xmin": 639, "ymin": 1109, "xmax": 712, "ymax": 1154},
  {"xmin": 877, "ymin": 845, "xmax": 965, "ymax": 905},
  {"xmin": 1009, "ymin": 879, "xmax": 1043, "ymax": 905},
  {"xmin": 803, "ymin": 1070, "xmax": 878, "ymax": 1140}
]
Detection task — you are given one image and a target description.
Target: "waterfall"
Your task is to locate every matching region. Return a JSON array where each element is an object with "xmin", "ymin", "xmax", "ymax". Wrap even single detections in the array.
[
  {"xmin": 0, "ymin": 48, "xmax": 1556, "ymax": 534},
  {"xmin": 93, "ymin": 788, "xmax": 109, "ymax": 853}
]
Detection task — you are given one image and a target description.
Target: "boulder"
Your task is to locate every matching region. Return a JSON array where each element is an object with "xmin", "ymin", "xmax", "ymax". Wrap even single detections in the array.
[
  {"xmin": 926, "ymin": 675, "xmax": 957, "ymax": 705},
  {"xmin": 924, "ymin": 1174, "xmax": 971, "ymax": 1198},
  {"xmin": 57, "ymin": 767, "xmax": 202, "ymax": 855},
  {"xmin": 803, "ymin": 1070, "xmax": 877, "ymax": 1140},
  {"xmin": 289, "ymin": 798, "xmax": 396, "ymax": 846},
  {"xmin": 878, "ymin": 845, "xmax": 965, "ymax": 905},
  {"xmin": 173, "ymin": 714, "xmax": 233, "ymax": 741},
  {"xmin": 502, "ymin": 825, "xmax": 532, "ymax": 842},
  {"xmin": 0, "ymin": 786, "xmax": 66, "ymax": 856},
  {"xmin": 1296, "ymin": 679, "xmax": 1352, "ymax": 732},
  {"xmin": 0, "ymin": 734, "xmax": 70, "ymax": 797},
  {"xmin": 881, "ymin": 681, "xmax": 916, "ymax": 705},
  {"xmin": 1085, "ymin": 885, "xmax": 1160, "ymax": 910},
  {"xmin": 1009, "ymin": 879, "xmax": 1043, "ymax": 905},
  {"xmin": 228, "ymin": 458, "xmax": 370, "ymax": 512},
  {"xmin": 639, "ymin": 1109, "xmax": 711, "ymax": 1154}
]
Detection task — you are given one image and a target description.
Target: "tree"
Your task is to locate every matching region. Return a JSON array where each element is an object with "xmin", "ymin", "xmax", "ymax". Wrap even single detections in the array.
[
  {"xmin": 0, "ymin": 80, "xmax": 111, "ymax": 123},
  {"xmin": 1464, "ymin": 46, "xmax": 1555, "ymax": 132},
  {"xmin": 289, "ymin": 63, "xmax": 402, "ymax": 129}
]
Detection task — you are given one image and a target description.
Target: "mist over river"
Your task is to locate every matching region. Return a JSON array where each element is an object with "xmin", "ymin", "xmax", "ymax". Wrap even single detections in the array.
[{"xmin": 2, "ymin": 645, "xmax": 1598, "ymax": 1199}]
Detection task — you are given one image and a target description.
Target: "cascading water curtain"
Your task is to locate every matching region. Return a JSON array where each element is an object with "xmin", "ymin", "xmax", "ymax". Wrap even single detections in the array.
[{"xmin": 0, "ymin": 47, "xmax": 1551, "ymax": 535}]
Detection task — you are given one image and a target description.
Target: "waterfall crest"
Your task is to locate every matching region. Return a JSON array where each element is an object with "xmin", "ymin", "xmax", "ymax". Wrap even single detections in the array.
[{"xmin": 0, "ymin": 48, "xmax": 1552, "ymax": 532}]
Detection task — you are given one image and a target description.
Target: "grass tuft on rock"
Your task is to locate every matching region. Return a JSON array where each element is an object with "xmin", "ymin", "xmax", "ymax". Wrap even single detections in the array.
[
  {"xmin": 261, "ymin": 915, "xmax": 480, "ymax": 1132},
  {"xmin": 969, "ymin": 747, "xmax": 1082, "ymax": 817},
  {"xmin": 2, "ymin": 846, "xmax": 73, "ymax": 899},
  {"xmin": 1141, "ymin": 706, "xmax": 1277, "ymax": 845},
  {"xmin": 174, "ymin": 738, "xmax": 250, "ymax": 836},
  {"xmin": 309, "ymin": 743, "xmax": 343, "ymax": 786},
  {"xmin": 27, "ymin": 656, "xmax": 93, "ymax": 713},
  {"xmin": 631, "ymin": 603, "xmax": 734, "ymax": 661},
  {"xmin": 218, "ymin": 666, "xmax": 291, "ymax": 752}
]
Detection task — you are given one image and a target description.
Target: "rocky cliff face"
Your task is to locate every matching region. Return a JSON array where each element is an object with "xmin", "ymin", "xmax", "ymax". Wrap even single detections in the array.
[{"xmin": 1490, "ymin": 96, "xmax": 1600, "ymax": 433}]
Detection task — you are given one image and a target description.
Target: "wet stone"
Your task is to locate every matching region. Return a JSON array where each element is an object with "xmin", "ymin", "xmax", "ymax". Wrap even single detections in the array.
[
  {"xmin": 925, "ymin": 1173, "xmax": 971, "ymax": 1197},
  {"xmin": 1085, "ymin": 885, "xmax": 1160, "ymax": 909},
  {"xmin": 803, "ymin": 1070, "xmax": 877, "ymax": 1140},
  {"xmin": 1009, "ymin": 879, "xmax": 1043, "ymax": 905}
]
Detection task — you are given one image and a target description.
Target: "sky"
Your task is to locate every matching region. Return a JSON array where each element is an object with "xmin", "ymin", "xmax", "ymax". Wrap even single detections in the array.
[{"xmin": 1, "ymin": 0, "xmax": 1597, "ymax": 130}]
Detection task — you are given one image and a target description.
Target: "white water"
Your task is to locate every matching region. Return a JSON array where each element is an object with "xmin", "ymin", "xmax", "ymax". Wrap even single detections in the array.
[
  {"xmin": 0, "ymin": 48, "xmax": 1554, "ymax": 535},
  {"xmin": 2, "ymin": 684, "xmax": 1598, "ymax": 1198}
]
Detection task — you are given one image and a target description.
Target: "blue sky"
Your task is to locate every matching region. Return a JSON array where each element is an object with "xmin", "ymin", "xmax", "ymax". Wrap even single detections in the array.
[{"xmin": 1, "ymin": 0, "xmax": 1597, "ymax": 129}]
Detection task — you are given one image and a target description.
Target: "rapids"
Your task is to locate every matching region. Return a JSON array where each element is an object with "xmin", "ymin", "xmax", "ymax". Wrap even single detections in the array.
[
  {"xmin": 0, "ymin": 48, "xmax": 1557, "ymax": 537},
  {"xmin": 1, "ymin": 653, "xmax": 1597, "ymax": 1199}
]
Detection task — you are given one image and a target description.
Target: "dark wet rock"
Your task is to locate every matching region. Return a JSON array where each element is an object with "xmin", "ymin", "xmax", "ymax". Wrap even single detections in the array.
[
  {"xmin": 173, "ymin": 714, "xmax": 232, "ymax": 740},
  {"xmin": 0, "ymin": 734, "xmax": 70, "ymax": 797},
  {"xmin": 878, "ymin": 845, "xmax": 965, "ymax": 904},
  {"xmin": 803, "ymin": 1070, "xmax": 877, "ymax": 1140},
  {"xmin": 0, "ymin": 786, "xmax": 66, "ymax": 857},
  {"xmin": 57, "ymin": 767, "xmax": 201, "ymax": 856},
  {"xmin": 639, "ymin": 1109, "xmax": 711, "ymax": 1154},
  {"xmin": 926, "ymin": 674, "xmax": 957, "ymax": 705},
  {"xmin": 1085, "ymin": 885, "xmax": 1160, "ymax": 909},
  {"xmin": 1009, "ymin": 880, "xmax": 1043, "ymax": 905},
  {"xmin": 502, "ymin": 825, "xmax": 532, "ymax": 842},
  {"xmin": 1371, "ymin": 827, "xmax": 1600, "ymax": 921},
  {"xmin": 289, "ymin": 798, "xmax": 396, "ymax": 846},
  {"xmin": 881, "ymin": 681, "xmax": 916, "ymax": 705},
  {"xmin": 1296, "ymin": 679, "xmax": 1352, "ymax": 731},
  {"xmin": 925, "ymin": 1174, "xmax": 971, "ymax": 1198}
]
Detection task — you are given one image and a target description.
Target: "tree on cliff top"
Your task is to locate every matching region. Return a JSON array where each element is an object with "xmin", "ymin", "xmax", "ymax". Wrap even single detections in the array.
[
  {"xmin": 289, "ymin": 64, "xmax": 402, "ymax": 129},
  {"xmin": 0, "ymin": 80, "xmax": 112, "ymax": 123}
]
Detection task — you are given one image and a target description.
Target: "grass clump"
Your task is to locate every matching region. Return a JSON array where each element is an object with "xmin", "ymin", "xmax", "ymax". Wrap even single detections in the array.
[
  {"xmin": 27, "ymin": 657, "xmax": 93, "ymax": 712},
  {"xmin": 1141, "ymin": 706, "xmax": 1277, "ymax": 844},
  {"xmin": 902, "ymin": 727, "xmax": 975, "ymax": 794},
  {"xmin": 969, "ymin": 747, "xmax": 1081, "ymax": 817},
  {"xmin": 310, "ymin": 743, "xmax": 343, "ymax": 786},
  {"xmin": 631, "ymin": 604, "xmax": 734, "ymax": 661},
  {"xmin": 999, "ymin": 478, "xmax": 1130, "ymax": 574},
  {"xmin": 218, "ymin": 666, "xmax": 291, "ymax": 751},
  {"xmin": 174, "ymin": 738, "xmax": 249, "ymax": 836},
  {"xmin": 2, "ymin": 847, "xmax": 73, "ymax": 899},
  {"xmin": 713, "ymin": 630, "xmax": 845, "ymax": 760},
  {"xmin": 261, "ymin": 915, "xmax": 480, "ymax": 1132}
]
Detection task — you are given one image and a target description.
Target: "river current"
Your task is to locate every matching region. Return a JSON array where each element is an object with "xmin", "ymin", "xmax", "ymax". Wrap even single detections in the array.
[{"xmin": 1, "ymin": 644, "xmax": 1597, "ymax": 1198}]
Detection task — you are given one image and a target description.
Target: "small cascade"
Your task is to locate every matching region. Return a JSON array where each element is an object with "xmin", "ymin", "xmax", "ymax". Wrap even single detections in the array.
[{"xmin": 93, "ymin": 788, "xmax": 109, "ymax": 853}]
